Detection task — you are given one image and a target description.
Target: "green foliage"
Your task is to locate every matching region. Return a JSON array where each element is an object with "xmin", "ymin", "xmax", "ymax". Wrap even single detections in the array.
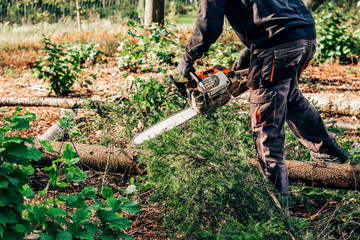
[
  {"xmin": 116, "ymin": 21, "xmax": 184, "ymax": 73},
  {"xmin": 206, "ymin": 41, "xmax": 243, "ymax": 67},
  {"xmin": 0, "ymin": 107, "xmax": 42, "ymax": 239},
  {"xmin": 314, "ymin": 3, "xmax": 360, "ymax": 63},
  {"xmin": 0, "ymin": 107, "xmax": 141, "ymax": 239},
  {"xmin": 137, "ymin": 103, "xmax": 298, "ymax": 238},
  {"xmin": 25, "ymin": 141, "xmax": 141, "ymax": 239},
  {"xmin": 35, "ymin": 38, "xmax": 99, "ymax": 96},
  {"xmin": 95, "ymin": 76, "xmax": 186, "ymax": 141}
]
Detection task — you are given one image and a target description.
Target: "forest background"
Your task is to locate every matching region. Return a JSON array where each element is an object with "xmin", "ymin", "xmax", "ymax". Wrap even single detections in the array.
[{"xmin": 0, "ymin": 0, "xmax": 360, "ymax": 239}]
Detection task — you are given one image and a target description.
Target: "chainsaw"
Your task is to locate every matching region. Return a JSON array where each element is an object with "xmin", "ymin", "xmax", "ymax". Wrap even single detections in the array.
[{"xmin": 132, "ymin": 65, "xmax": 249, "ymax": 146}]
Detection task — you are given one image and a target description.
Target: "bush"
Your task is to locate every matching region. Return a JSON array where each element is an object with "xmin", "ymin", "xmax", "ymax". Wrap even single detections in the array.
[
  {"xmin": 0, "ymin": 107, "xmax": 141, "ymax": 239},
  {"xmin": 35, "ymin": 38, "xmax": 100, "ymax": 96},
  {"xmin": 314, "ymin": 3, "xmax": 360, "ymax": 63},
  {"xmin": 116, "ymin": 21, "xmax": 184, "ymax": 73}
]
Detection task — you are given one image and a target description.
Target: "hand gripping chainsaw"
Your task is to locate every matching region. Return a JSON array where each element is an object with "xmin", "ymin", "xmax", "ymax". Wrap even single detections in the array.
[{"xmin": 132, "ymin": 65, "xmax": 249, "ymax": 146}]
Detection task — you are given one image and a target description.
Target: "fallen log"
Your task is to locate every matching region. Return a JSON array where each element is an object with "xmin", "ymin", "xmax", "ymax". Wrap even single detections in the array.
[
  {"xmin": 33, "ymin": 141, "xmax": 360, "ymax": 190},
  {"xmin": 38, "ymin": 109, "xmax": 77, "ymax": 141},
  {"xmin": 0, "ymin": 97, "xmax": 101, "ymax": 108},
  {"xmin": 248, "ymin": 159, "xmax": 360, "ymax": 190},
  {"xmin": 325, "ymin": 120, "xmax": 360, "ymax": 130},
  {"xmin": 35, "ymin": 141, "xmax": 138, "ymax": 173},
  {"xmin": 303, "ymin": 92, "xmax": 360, "ymax": 117}
]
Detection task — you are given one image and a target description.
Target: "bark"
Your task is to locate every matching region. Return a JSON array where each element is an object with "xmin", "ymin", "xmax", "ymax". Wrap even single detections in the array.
[
  {"xmin": 38, "ymin": 109, "xmax": 77, "ymax": 141},
  {"xmin": 303, "ymin": 92, "xmax": 360, "ymax": 117},
  {"xmin": 249, "ymin": 158, "xmax": 360, "ymax": 190},
  {"xmin": 144, "ymin": 0, "xmax": 164, "ymax": 28},
  {"xmin": 33, "ymin": 141, "xmax": 360, "ymax": 190},
  {"xmin": 325, "ymin": 120, "xmax": 360, "ymax": 130},
  {"xmin": 35, "ymin": 141, "xmax": 138, "ymax": 173},
  {"xmin": 0, "ymin": 97, "xmax": 100, "ymax": 108},
  {"xmin": 76, "ymin": 0, "xmax": 81, "ymax": 32}
]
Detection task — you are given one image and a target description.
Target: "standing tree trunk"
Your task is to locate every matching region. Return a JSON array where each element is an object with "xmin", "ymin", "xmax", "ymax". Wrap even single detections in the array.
[
  {"xmin": 144, "ymin": 0, "xmax": 164, "ymax": 28},
  {"xmin": 76, "ymin": 0, "xmax": 81, "ymax": 31}
]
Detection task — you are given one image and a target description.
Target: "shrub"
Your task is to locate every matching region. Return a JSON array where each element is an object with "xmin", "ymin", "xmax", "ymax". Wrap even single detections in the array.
[
  {"xmin": 35, "ymin": 38, "xmax": 99, "ymax": 96},
  {"xmin": 0, "ymin": 107, "xmax": 141, "ymax": 239},
  {"xmin": 314, "ymin": 3, "xmax": 360, "ymax": 63},
  {"xmin": 116, "ymin": 21, "xmax": 184, "ymax": 72}
]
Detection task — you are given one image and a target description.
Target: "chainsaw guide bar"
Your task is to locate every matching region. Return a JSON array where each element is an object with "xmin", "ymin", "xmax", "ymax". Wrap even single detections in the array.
[
  {"xmin": 132, "ymin": 107, "xmax": 197, "ymax": 146},
  {"xmin": 132, "ymin": 66, "xmax": 249, "ymax": 146}
]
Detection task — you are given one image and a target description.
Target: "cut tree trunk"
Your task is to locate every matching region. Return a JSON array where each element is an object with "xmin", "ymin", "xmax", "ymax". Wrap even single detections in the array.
[
  {"xmin": 0, "ymin": 97, "xmax": 101, "ymax": 108},
  {"xmin": 33, "ymin": 141, "xmax": 360, "ymax": 190},
  {"xmin": 248, "ymin": 158, "xmax": 360, "ymax": 190},
  {"xmin": 35, "ymin": 141, "xmax": 138, "ymax": 173},
  {"xmin": 38, "ymin": 109, "xmax": 77, "ymax": 141},
  {"xmin": 303, "ymin": 92, "xmax": 360, "ymax": 117}
]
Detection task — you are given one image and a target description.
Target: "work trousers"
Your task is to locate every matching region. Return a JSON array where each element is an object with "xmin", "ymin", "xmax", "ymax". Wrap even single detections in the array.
[{"xmin": 247, "ymin": 39, "xmax": 334, "ymax": 214}]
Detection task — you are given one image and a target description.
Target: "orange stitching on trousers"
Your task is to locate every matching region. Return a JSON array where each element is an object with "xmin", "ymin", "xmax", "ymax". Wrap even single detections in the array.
[
  {"xmin": 256, "ymin": 106, "xmax": 261, "ymax": 123},
  {"xmin": 270, "ymin": 58, "xmax": 275, "ymax": 82}
]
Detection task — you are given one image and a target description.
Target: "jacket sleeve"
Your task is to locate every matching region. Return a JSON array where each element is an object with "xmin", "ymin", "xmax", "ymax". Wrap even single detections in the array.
[{"xmin": 182, "ymin": 0, "xmax": 227, "ymax": 63}]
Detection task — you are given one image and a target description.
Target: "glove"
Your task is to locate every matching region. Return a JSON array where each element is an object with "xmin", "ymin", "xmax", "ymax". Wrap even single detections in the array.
[
  {"xmin": 176, "ymin": 58, "xmax": 195, "ymax": 79},
  {"xmin": 232, "ymin": 48, "xmax": 251, "ymax": 71}
]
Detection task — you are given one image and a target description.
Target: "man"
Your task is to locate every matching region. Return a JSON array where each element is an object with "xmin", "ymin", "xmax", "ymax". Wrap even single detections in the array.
[{"xmin": 176, "ymin": 0, "xmax": 348, "ymax": 215}]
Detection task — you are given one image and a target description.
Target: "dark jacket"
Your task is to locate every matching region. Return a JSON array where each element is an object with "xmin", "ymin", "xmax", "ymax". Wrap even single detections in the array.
[{"xmin": 183, "ymin": 0, "xmax": 316, "ymax": 63}]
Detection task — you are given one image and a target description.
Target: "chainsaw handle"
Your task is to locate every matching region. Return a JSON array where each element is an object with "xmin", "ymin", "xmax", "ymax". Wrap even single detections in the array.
[{"xmin": 189, "ymin": 71, "xmax": 207, "ymax": 93}]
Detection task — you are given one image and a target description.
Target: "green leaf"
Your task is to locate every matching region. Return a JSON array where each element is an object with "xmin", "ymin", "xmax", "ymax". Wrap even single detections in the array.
[
  {"xmin": 62, "ymin": 144, "xmax": 79, "ymax": 165},
  {"xmin": 0, "ymin": 224, "xmax": 3, "ymax": 239},
  {"xmin": 108, "ymin": 217, "xmax": 133, "ymax": 230},
  {"xmin": 102, "ymin": 186, "xmax": 113, "ymax": 199},
  {"xmin": 62, "ymin": 165, "xmax": 86, "ymax": 182},
  {"xmin": 21, "ymin": 184, "xmax": 34, "ymax": 198},
  {"xmin": 0, "ymin": 180, "xmax": 8, "ymax": 189},
  {"xmin": 77, "ymin": 231, "xmax": 94, "ymax": 240},
  {"xmin": 81, "ymin": 187, "xmax": 97, "ymax": 198},
  {"xmin": 56, "ymin": 231, "xmax": 72, "ymax": 240},
  {"xmin": 40, "ymin": 140, "xmax": 59, "ymax": 154},
  {"xmin": 46, "ymin": 208, "xmax": 68, "ymax": 217},
  {"xmin": 107, "ymin": 197, "xmax": 121, "ymax": 212},
  {"xmin": 124, "ymin": 185, "xmax": 137, "ymax": 194},
  {"xmin": 25, "ymin": 147, "xmax": 43, "ymax": 161},
  {"xmin": 73, "ymin": 208, "xmax": 89, "ymax": 224},
  {"xmin": 98, "ymin": 235, "xmax": 114, "ymax": 240},
  {"xmin": 121, "ymin": 201, "xmax": 142, "ymax": 214},
  {"xmin": 6, "ymin": 143, "xmax": 27, "ymax": 158},
  {"xmin": 31, "ymin": 206, "xmax": 47, "ymax": 224},
  {"xmin": 22, "ymin": 165, "xmax": 35, "ymax": 175},
  {"xmin": 96, "ymin": 209, "xmax": 118, "ymax": 222},
  {"xmin": 39, "ymin": 233, "xmax": 55, "ymax": 240},
  {"xmin": 84, "ymin": 223, "xmax": 99, "ymax": 235},
  {"xmin": 15, "ymin": 224, "xmax": 26, "ymax": 233}
]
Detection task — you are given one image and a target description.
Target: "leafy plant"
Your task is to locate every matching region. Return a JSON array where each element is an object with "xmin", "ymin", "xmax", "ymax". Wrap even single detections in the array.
[
  {"xmin": 116, "ymin": 21, "xmax": 183, "ymax": 72},
  {"xmin": 206, "ymin": 41, "xmax": 243, "ymax": 67},
  {"xmin": 35, "ymin": 38, "xmax": 98, "ymax": 96},
  {"xmin": 0, "ymin": 107, "xmax": 141, "ymax": 239},
  {"xmin": 25, "ymin": 141, "xmax": 141, "ymax": 239},
  {"xmin": 0, "ymin": 107, "xmax": 43, "ymax": 239},
  {"xmin": 314, "ymin": 3, "xmax": 360, "ymax": 63}
]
